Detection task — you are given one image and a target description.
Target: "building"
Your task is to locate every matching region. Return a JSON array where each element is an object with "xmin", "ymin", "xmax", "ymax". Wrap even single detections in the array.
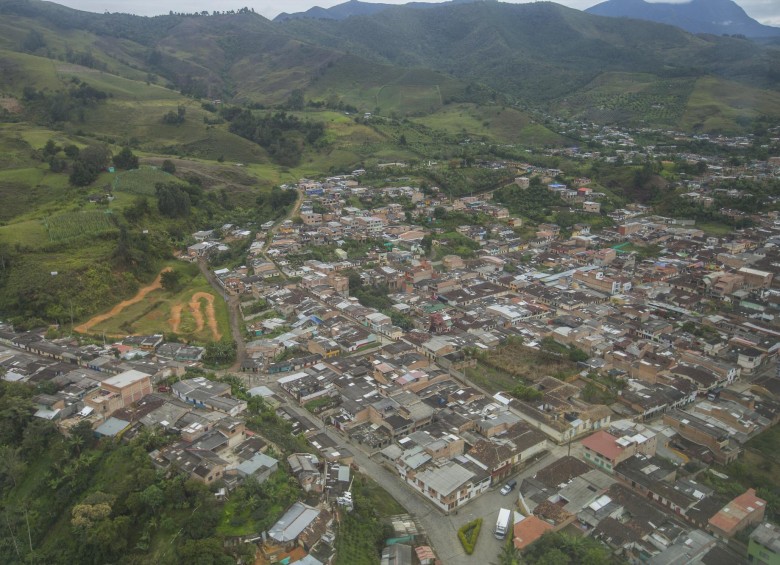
[
  {"xmin": 749, "ymin": 522, "xmax": 780, "ymax": 565},
  {"xmin": 708, "ymin": 489, "xmax": 767, "ymax": 539},
  {"xmin": 86, "ymin": 369, "xmax": 152, "ymax": 418},
  {"xmin": 172, "ymin": 377, "xmax": 247, "ymax": 416},
  {"xmin": 268, "ymin": 502, "xmax": 322, "ymax": 546},
  {"xmin": 581, "ymin": 429, "xmax": 656, "ymax": 473}
]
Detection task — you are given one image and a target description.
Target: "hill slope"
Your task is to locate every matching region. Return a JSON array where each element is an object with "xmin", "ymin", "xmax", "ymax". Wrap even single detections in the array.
[
  {"xmin": 278, "ymin": 1, "xmax": 780, "ymax": 103},
  {"xmin": 274, "ymin": 0, "xmax": 477, "ymax": 22},
  {"xmin": 587, "ymin": 0, "xmax": 780, "ymax": 38}
]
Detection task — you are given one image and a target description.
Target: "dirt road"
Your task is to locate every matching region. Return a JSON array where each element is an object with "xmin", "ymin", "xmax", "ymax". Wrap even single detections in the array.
[
  {"xmin": 75, "ymin": 268, "xmax": 171, "ymax": 334},
  {"xmin": 189, "ymin": 292, "xmax": 221, "ymax": 340}
]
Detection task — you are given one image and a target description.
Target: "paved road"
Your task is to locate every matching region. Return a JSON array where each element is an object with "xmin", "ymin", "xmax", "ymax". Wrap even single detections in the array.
[{"xmin": 262, "ymin": 381, "xmax": 585, "ymax": 565}]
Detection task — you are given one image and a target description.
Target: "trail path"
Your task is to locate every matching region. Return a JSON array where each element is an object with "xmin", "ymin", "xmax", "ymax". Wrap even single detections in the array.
[
  {"xmin": 75, "ymin": 268, "xmax": 171, "ymax": 334},
  {"xmin": 189, "ymin": 292, "xmax": 221, "ymax": 340},
  {"xmin": 169, "ymin": 304, "xmax": 183, "ymax": 334}
]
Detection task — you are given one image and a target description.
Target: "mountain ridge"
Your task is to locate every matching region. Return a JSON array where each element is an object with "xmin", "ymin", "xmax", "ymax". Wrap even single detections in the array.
[
  {"xmin": 586, "ymin": 0, "xmax": 780, "ymax": 38},
  {"xmin": 274, "ymin": 0, "xmax": 481, "ymax": 22}
]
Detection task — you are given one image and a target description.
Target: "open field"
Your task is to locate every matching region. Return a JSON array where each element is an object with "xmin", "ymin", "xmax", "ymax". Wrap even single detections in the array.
[
  {"xmin": 414, "ymin": 103, "xmax": 564, "ymax": 145},
  {"xmin": 681, "ymin": 76, "xmax": 780, "ymax": 133},
  {"xmin": 555, "ymin": 72, "xmax": 695, "ymax": 127},
  {"xmin": 467, "ymin": 341, "xmax": 580, "ymax": 394},
  {"xmin": 76, "ymin": 263, "xmax": 229, "ymax": 343}
]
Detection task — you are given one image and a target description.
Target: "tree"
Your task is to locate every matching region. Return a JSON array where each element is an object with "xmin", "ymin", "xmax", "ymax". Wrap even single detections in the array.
[
  {"xmin": 22, "ymin": 29, "xmax": 46, "ymax": 52},
  {"xmin": 69, "ymin": 144, "xmax": 111, "ymax": 186},
  {"xmin": 161, "ymin": 159, "xmax": 176, "ymax": 174},
  {"xmin": 79, "ymin": 144, "xmax": 112, "ymax": 171},
  {"xmin": 64, "ymin": 144, "xmax": 80, "ymax": 159},
  {"xmin": 287, "ymin": 89, "xmax": 305, "ymax": 111},
  {"xmin": 156, "ymin": 183, "xmax": 191, "ymax": 218},
  {"xmin": 178, "ymin": 537, "xmax": 233, "ymax": 564},
  {"xmin": 160, "ymin": 269, "xmax": 182, "ymax": 292},
  {"xmin": 162, "ymin": 105, "xmax": 186, "ymax": 124},
  {"xmin": 42, "ymin": 139, "xmax": 59, "ymax": 157},
  {"xmin": 0, "ymin": 446, "xmax": 26, "ymax": 489},
  {"xmin": 203, "ymin": 339, "xmax": 237, "ymax": 367},
  {"xmin": 494, "ymin": 538, "xmax": 523, "ymax": 565},
  {"xmin": 69, "ymin": 161, "xmax": 98, "ymax": 186},
  {"xmin": 112, "ymin": 147, "xmax": 139, "ymax": 170}
]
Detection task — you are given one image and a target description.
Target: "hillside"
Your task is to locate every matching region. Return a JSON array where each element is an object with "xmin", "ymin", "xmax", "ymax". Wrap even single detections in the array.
[
  {"xmin": 274, "ymin": 0, "xmax": 478, "ymax": 22},
  {"xmin": 587, "ymin": 0, "xmax": 780, "ymax": 38},
  {"xmin": 277, "ymin": 1, "xmax": 780, "ymax": 104}
]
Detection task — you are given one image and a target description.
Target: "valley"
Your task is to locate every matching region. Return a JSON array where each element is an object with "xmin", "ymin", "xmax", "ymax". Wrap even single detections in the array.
[{"xmin": 0, "ymin": 1, "xmax": 779, "ymax": 565}]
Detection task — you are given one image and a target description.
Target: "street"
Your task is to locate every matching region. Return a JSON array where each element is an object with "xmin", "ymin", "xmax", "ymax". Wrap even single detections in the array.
[{"xmin": 263, "ymin": 378, "xmax": 583, "ymax": 565}]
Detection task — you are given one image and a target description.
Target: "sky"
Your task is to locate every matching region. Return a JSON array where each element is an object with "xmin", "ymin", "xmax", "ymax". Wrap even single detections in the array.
[{"xmin": 52, "ymin": 0, "xmax": 780, "ymax": 26}]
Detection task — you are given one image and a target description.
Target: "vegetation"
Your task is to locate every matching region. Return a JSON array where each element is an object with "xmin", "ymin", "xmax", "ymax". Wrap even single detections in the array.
[
  {"xmin": 699, "ymin": 425, "xmax": 780, "ymax": 523},
  {"xmin": 334, "ymin": 475, "xmax": 403, "ymax": 565},
  {"xmin": 457, "ymin": 517, "xmax": 483, "ymax": 555},
  {"xmin": 0, "ymin": 381, "xmax": 242, "ymax": 564},
  {"xmin": 226, "ymin": 110, "xmax": 325, "ymax": 167},
  {"xmin": 523, "ymin": 531, "xmax": 622, "ymax": 564},
  {"xmin": 45, "ymin": 210, "xmax": 116, "ymax": 242},
  {"xmin": 202, "ymin": 339, "xmax": 237, "ymax": 367}
]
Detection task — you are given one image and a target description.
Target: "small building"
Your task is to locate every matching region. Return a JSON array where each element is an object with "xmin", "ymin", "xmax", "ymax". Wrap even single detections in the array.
[
  {"xmin": 513, "ymin": 514, "xmax": 553, "ymax": 551},
  {"xmin": 708, "ymin": 488, "xmax": 767, "ymax": 539},
  {"xmin": 748, "ymin": 522, "xmax": 780, "ymax": 565},
  {"xmin": 581, "ymin": 429, "xmax": 656, "ymax": 473},
  {"xmin": 268, "ymin": 502, "xmax": 321, "ymax": 546}
]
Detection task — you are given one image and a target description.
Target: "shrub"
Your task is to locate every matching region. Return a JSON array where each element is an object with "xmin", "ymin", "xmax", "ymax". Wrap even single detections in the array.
[{"xmin": 457, "ymin": 517, "xmax": 482, "ymax": 555}]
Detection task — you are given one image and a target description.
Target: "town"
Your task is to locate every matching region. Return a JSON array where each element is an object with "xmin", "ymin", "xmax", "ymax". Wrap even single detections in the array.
[{"xmin": 2, "ymin": 123, "xmax": 780, "ymax": 565}]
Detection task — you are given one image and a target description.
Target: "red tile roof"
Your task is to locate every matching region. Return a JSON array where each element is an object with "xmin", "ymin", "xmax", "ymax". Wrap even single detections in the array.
[
  {"xmin": 708, "ymin": 488, "xmax": 767, "ymax": 536},
  {"xmin": 513, "ymin": 515, "xmax": 554, "ymax": 550},
  {"xmin": 581, "ymin": 430, "xmax": 624, "ymax": 461}
]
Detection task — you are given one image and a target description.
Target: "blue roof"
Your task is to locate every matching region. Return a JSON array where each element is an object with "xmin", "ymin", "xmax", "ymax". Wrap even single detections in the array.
[{"xmin": 95, "ymin": 417, "xmax": 130, "ymax": 437}]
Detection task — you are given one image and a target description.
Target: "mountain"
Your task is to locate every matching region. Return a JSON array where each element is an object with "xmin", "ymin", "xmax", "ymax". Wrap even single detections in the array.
[
  {"xmin": 274, "ymin": 0, "xmax": 478, "ymax": 22},
  {"xmin": 278, "ymin": 1, "xmax": 780, "ymax": 101},
  {"xmin": 586, "ymin": 0, "xmax": 780, "ymax": 38},
  {"xmin": 1, "ymin": 0, "xmax": 779, "ymax": 129}
]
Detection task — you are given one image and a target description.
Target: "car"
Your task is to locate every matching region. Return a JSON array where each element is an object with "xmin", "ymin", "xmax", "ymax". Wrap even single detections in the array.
[{"xmin": 499, "ymin": 479, "xmax": 517, "ymax": 495}]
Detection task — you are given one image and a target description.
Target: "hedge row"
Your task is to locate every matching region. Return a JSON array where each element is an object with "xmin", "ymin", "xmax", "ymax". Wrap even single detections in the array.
[{"xmin": 457, "ymin": 517, "xmax": 483, "ymax": 555}]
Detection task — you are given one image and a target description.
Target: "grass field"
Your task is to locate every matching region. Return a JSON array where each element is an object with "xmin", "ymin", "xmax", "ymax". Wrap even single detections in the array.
[
  {"xmin": 554, "ymin": 72, "xmax": 695, "ymax": 128},
  {"xmin": 414, "ymin": 103, "xmax": 564, "ymax": 146},
  {"xmin": 113, "ymin": 166, "xmax": 184, "ymax": 195},
  {"xmin": 44, "ymin": 209, "xmax": 116, "ymax": 241},
  {"xmin": 82, "ymin": 262, "xmax": 230, "ymax": 343},
  {"xmin": 681, "ymin": 76, "xmax": 780, "ymax": 133}
]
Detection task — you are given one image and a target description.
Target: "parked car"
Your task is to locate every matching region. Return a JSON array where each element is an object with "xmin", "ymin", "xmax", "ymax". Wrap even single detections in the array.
[{"xmin": 500, "ymin": 479, "xmax": 517, "ymax": 495}]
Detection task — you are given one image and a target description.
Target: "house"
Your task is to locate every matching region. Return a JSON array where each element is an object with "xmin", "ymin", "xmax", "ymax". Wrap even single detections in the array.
[
  {"xmin": 748, "ymin": 522, "xmax": 780, "ymax": 565},
  {"xmin": 708, "ymin": 489, "xmax": 767, "ymax": 539},
  {"xmin": 663, "ymin": 410, "xmax": 740, "ymax": 464},
  {"xmin": 172, "ymin": 377, "xmax": 247, "ymax": 416},
  {"xmin": 85, "ymin": 369, "xmax": 152, "ymax": 418},
  {"xmin": 581, "ymin": 429, "xmax": 656, "ymax": 473},
  {"xmin": 234, "ymin": 452, "xmax": 279, "ymax": 482},
  {"xmin": 268, "ymin": 502, "xmax": 322, "ymax": 546},
  {"xmin": 408, "ymin": 459, "xmax": 491, "ymax": 513},
  {"xmin": 513, "ymin": 514, "xmax": 553, "ymax": 551}
]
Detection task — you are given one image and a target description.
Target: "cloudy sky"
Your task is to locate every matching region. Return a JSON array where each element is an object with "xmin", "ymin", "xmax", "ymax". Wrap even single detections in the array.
[{"xmin": 53, "ymin": 0, "xmax": 780, "ymax": 26}]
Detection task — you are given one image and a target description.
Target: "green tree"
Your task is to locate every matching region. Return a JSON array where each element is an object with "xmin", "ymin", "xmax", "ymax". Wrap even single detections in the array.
[
  {"xmin": 178, "ymin": 537, "xmax": 233, "ymax": 564},
  {"xmin": 287, "ymin": 89, "xmax": 305, "ymax": 111},
  {"xmin": 161, "ymin": 159, "xmax": 176, "ymax": 174},
  {"xmin": 160, "ymin": 269, "xmax": 183, "ymax": 292},
  {"xmin": 0, "ymin": 446, "xmax": 26, "ymax": 489},
  {"xmin": 494, "ymin": 538, "xmax": 523, "ymax": 565},
  {"xmin": 113, "ymin": 147, "xmax": 139, "ymax": 170},
  {"xmin": 156, "ymin": 183, "xmax": 191, "ymax": 218}
]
